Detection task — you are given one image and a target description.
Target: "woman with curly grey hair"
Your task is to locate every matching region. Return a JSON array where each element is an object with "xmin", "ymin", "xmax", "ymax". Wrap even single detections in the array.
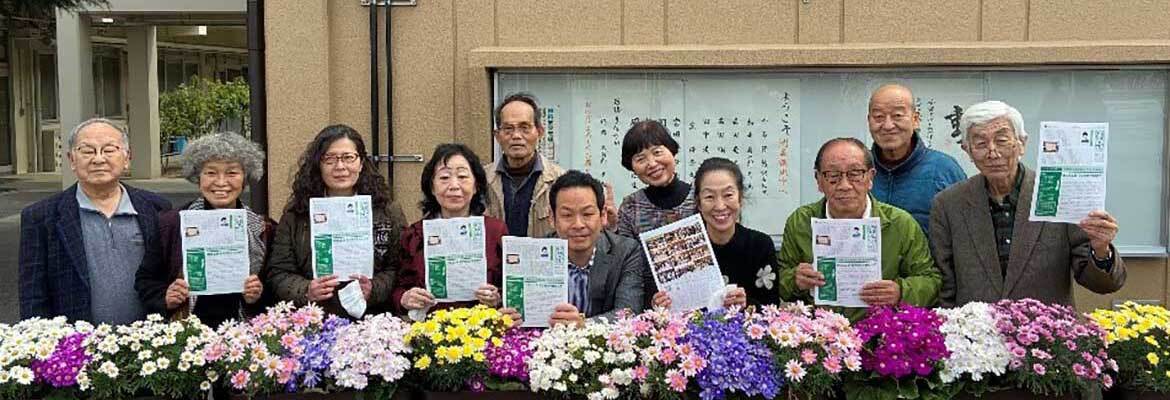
[{"xmin": 135, "ymin": 132, "xmax": 276, "ymax": 328}]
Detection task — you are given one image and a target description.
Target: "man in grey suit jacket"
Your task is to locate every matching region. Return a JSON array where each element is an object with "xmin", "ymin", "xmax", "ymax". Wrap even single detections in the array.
[
  {"xmin": 931, "ymin": 100, "xmax": 1125, "ymax": 308},
  {"xmin": 501, "ymin": 170, "xmax": 645, "ymax": 327}
]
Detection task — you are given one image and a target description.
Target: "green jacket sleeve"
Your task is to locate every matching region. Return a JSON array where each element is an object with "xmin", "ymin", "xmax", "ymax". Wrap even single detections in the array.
[
  {"xmin": 777, "ymin": 211, "xmax": 812, "ymax": 303},
  {"xmin": 894, "ymin": 223, "xmax": 941, "ymax": 308}
]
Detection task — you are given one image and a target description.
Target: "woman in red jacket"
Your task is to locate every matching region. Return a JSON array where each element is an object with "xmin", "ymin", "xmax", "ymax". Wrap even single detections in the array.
[{"xmin": 392, "ymin": 143, "xmax": 507, "ymax": 318}]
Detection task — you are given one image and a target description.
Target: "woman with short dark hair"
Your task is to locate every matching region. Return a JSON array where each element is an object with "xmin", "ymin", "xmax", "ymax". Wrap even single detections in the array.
[
  {"xmin": 614, "ymin": 120, "xmax": 697, "ymax": 306},
  {"xmin": 266, "ymin": 124, "xmax": 406, "ymax": 318},
  {"xmin": 391, "ymin": 143, "xmax": 507, "ymax": 317}
]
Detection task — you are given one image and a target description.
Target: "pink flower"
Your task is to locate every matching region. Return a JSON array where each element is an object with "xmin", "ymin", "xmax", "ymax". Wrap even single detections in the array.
[
  {"xmin": 748, "ymin": 324, "xmax": 766, "ymax": 340},
  {"xmin": 1032, "ymin": 363, "xmax": 1046, "ymax": 375},
  {"xmin": 1072, "ymin": 363, "xmax": 1088, "ymax": 377},
  {"xmin": 632, "ymin": 366, "xmax": 649, "ymax": 382},
  {"xmin": 1064, "ymin": 340, "xmax": 1077, "ymax": 351},
  {"xmin": 1102, "ymin": 374, "xmax": 1114, "ymax": 389},
  {"xmin": 230, "ymin": 370, "xmax": 250, "ymax": 390},
  {"xmin": 280, "ymin": 333, "xmax": 300, "ymax": 350},
  {"xmin": 1030, "ymin": 348, "xmax": 1052, "ymax": 360},
  {"xmin": 659, "ymin": 347, "xmax": 677, "ymax": 364},
  {"xmin": 801, "ymin": 349, "xmax": 818, "ymax": 365},
  {"xmin": 822, "ymin": 356, "xmax": 843, "ymax": 374},
  {"xmin": 785, "ymin": 359, "xmax": 808, "ymax": 382},
  {"xmin": 666, "ymin": 369, "xmax": 687, "ymax": 392}
]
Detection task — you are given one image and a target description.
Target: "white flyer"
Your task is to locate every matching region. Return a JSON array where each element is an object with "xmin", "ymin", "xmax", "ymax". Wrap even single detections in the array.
[
  {"xmin": 423, "ymin": 216, "xmax": 488, "ymax": 302},
  {"xmin": 502, "ymin": 237, "xmax": 568, "ymax": 328},
  {"xmin": 309, "ymin": 196, "xmax": 374, "ymax": 281},
  {"xmin": 180, "ymin": 209, "xmax": 250, "ymax": 295},
  {"xmin": 338, "ymin": 282, "xmax": 367, "ymax": 319},
  {"xmin": 638, "ymin": 214, "xmax": 724, "ymax": 312},
  {"xmin": 811, "ymin": 218, "xmax": 882, "ymax": 308},
  {"xmin": 1030, "ymin": 121, "xmax": 1109, "ymax": 223}
]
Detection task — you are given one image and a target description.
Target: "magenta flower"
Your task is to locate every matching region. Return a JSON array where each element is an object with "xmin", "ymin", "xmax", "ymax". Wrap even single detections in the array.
[
  {"xmin": 854, "ymin": 305, "xmax": 949, "ymax": 379},
  {"xmin": 1033, "ymin": 363, "xmax": 1046, "ymax": 375},
  {"xmin": 484, "ymin": 328, "xmax": 541, "ymax": 381}
]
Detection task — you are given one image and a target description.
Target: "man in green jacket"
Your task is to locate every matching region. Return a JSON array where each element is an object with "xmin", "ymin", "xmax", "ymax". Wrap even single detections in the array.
[{"xmin": 778, "ymin": 137, "xmax": 940, "ymax": 321}]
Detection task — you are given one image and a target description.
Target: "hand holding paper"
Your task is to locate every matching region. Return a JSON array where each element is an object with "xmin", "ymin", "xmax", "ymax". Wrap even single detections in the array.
[
  {"xmin": 794, "ymin": 263, "xmax": 825, "ymax": 291},
  {"xmin": 859, "ymin": 280, "xmax": 900, "ymax": 306},
  {"xmin": 1079, "ymin": 210, "xmax": 1119, "ymax": 255}
]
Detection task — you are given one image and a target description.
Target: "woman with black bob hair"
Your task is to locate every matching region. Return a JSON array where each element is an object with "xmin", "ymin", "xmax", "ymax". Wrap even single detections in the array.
[
  {"xmin": 650, "ymin": 157, "xmax": 781, "ymax": 310},
  {"xmin": 266, "ymin": 124, "xmax": 407, "ymax": 318},
  {"xmin": 391, "ymin": 143, "xmax": 508, "ymax": 318},
  {"xmin": 614, "ymin": 120, "xmax": 698, "ymax": 306}
]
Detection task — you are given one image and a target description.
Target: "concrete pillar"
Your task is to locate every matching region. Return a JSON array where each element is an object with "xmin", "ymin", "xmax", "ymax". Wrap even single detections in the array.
[
  {"xmin": 127, "ymin": 25, "xmax": 161, "ymax": 178},
  {"xmin": 6, "ymin": 35, "xmax": 28, "ymax": 174},
  {"xmin": 55, "ymin": 9, "xmax": 93, "ymax": 188}
]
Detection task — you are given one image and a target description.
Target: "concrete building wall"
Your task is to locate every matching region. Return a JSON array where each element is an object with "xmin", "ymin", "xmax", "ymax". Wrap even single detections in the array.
[{"xmin": 264, "ymin": 0, "xmax": 1170, "ymax": 311}]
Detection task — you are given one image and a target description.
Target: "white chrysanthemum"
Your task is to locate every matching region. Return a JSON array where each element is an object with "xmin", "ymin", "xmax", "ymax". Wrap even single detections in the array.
[
  {"xmin": 140, "ymin": 361, "xmax": 158, "ymax": 376},
  {"xmin": 77, "ymin": 371, "xmax": 91, "ymax": 390},
  {"xmin": 937, "ymin": 302, "xmax": 1012, "ymax": 383},
  {"xmin": 99, "ymin": 361, "xmax": 119, "ymax": 378},
  {"xmin": 156, "ymin": 357, "xmax": 171, "ymax": 370},
  {"xmin": 12, "ymin": 366, "xmax": 34, "ymax": 385}
]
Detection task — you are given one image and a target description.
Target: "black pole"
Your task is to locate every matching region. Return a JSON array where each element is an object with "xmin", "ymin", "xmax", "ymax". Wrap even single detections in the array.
[
  {"xmin": 246, "ymin": 0, "xmax": 268, "ymax": 216},
  {"xmin": 383, "ymin": 0, "xmax": 394, "ymax": 190},
  {"xmin": 368, "ymin": 1, "xmax": 380, "ymax": 169}
]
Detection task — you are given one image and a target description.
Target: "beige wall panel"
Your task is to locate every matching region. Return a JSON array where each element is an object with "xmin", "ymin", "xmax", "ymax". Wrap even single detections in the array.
[
  {"xmin": 454, "ymin": 0, "xmax": 497, "ymax": 161},
  {"xmin": 495, "ymin": 0, "xmax": 623, "ymax": 46},
  {"xmin": 1075, "ymin": 258, "xmax": 1168, "ymax": 312},
  {"xmin": 843, "ymin": 0, "xmax": 979, "ymax": 43},
  {"xmin": 665, "ymin": 0, "xmax": 795, "ymax": 45},
  {"xmin": 623, "ymin": 0, "xmax": 666, "ymax": 45},
  {"xmin": 265, "ymin": 0, "xmax": 331, "ymax": 217},
  {"xmin": 1030, "ymin": 0, "xmax": 1170, "ymax": 41},
  {"xmin": 798, "ymin": 0, "xmax": 843, "ymax": 44},
  {"xmin": 391, "ymin": 1, "xmax": 456, "ymax": 222},
  {"xmin": 981, "ymin": 0, "xmax": 1027, "ymax": 41},
  {"xmin": 328, "ymin": 2, "xmax": 374, "ymax": 134}
]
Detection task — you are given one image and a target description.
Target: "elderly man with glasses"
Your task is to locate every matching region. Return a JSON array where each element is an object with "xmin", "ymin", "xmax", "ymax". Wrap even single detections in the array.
[
  {"xmin": 930, "ymin": 101, "xmax": 1125, "ymax": 308},
  {"xmin": 777, "ymin": 137, "xmax": 940, "ymax": 321},
  {"xmin": 484, "ymin": 93, "xmax": 571, "ymax": 238},
  {"xmin": 20, "ymin": 118, "xmax": 172, "ymax": 323}
]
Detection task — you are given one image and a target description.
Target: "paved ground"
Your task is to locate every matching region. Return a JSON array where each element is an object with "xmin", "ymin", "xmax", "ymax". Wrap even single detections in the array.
[{"xmin": 0, "ymin": 173, "xmax": 252, "ymax": 324}]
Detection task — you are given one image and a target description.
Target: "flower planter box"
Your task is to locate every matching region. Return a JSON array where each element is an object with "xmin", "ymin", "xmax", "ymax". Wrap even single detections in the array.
[
  {"xmin": 395, "ymin": 390, "xmax": 545, "ymax": 400},
  {"xmin": 1104, "ymin": 389, "xmax": 1170, "ymax": 400},
  {"xmin": 231, "ymin": 392, "xmax": 361, "ymax": 400},
  {"xmin": 954, "ymin": 390, "xmax": 1076, "ymax": 400}
]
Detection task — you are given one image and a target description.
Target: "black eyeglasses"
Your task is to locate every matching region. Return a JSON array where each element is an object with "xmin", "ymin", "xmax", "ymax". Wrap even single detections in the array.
[{"xmin": 817, "ymin": 169, "xmax": 870, "ymax": 185}]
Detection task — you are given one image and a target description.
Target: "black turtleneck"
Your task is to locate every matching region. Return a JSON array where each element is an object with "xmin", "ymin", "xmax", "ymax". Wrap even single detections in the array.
[
  {"xmin": 505, "ymin": 157, "xmax": 537, "ymax": 191},
  {"xmin": 643, "ymin": 176, "xmax": 691, "ymax": 210}
]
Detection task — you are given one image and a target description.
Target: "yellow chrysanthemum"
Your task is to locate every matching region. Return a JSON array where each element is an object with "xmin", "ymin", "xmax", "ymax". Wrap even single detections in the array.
[
  {"xmin": 502, "ymin": 315, "xmax": 514, "ymax": 327},
  {"xmin": 491, "ymin": 337, "xmax": 503, "ymax": 347},
  {"xmin": 1146, "ymin": 336, "xmax": 1160, "ymax": 347},
  {"xmin": 1148, "ymin": 352, "xmax": 1160, "ymax": 366},
  {"xmin": 415, "ymin": 355, "xmax": 432, "ymax": 370},
  {"xmin": 477, "ymin": 328, "xmax": 492, "ymax": 339},
  {"xmin": 448, "ymin": 346, "xmax": 464, "ymax": 361}
]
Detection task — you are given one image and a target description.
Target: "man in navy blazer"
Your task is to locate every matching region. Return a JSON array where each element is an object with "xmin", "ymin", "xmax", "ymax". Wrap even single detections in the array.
[{"xmin": 20, "ymin": 118, "xmax": 171, "ymax": 323}]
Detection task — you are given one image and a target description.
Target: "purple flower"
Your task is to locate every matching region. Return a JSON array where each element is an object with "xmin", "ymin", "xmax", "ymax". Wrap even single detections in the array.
[
  {"xmin": 292, "ymin": 316, "xmax": 349, "ymax": 391},
  {"xmin": 685, "ymin": 310, "xmax": 780, "ymax": 400},
  {"xmin": 31, "ymin": 332, "xmax": 91, "ymax": 388},
  {"xmin": 485, "ymin": 328, "xmax": 541, "ymax": 381},
  {"xmin": 854, "ymin": 305, "xmax": 949, "ymax": 379}
]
